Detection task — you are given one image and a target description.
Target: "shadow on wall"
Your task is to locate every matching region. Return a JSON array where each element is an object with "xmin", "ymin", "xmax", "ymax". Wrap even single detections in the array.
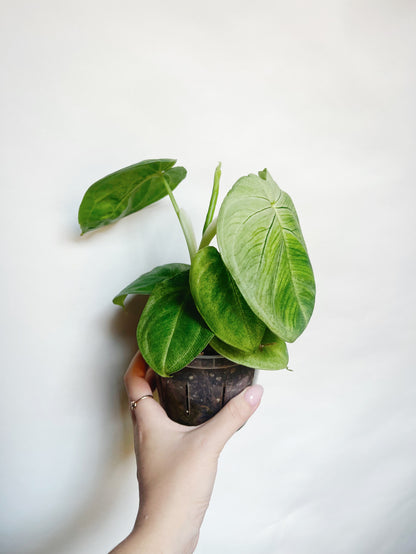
[{"xmin": 31, "ymin": 295, "xmax": 149, "ymax": 554}]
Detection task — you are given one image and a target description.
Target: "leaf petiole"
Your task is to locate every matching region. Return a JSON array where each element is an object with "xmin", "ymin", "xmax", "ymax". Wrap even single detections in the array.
[
  {"xmin": 199, "ymin": 217, "xmax": 217, "ymax": 249},
  {"xmin": 162, "ymin": 177, "xmax": 197, "ymax": 260}
]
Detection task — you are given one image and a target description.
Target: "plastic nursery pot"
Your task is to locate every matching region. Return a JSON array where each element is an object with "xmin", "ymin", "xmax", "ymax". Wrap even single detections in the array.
[{"xmin": 154, "ymin": 349, "xmax": 257, "ymax": 426}]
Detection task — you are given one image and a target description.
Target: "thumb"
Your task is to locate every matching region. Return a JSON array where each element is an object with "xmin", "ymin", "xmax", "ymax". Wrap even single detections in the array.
[{"xmin": 200, "ymin": 384, "xmax": 264, "ymax": 451}]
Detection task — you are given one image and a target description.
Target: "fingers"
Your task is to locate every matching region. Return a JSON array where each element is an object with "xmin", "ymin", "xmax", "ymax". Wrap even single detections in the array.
[
  {"xmin": 124, "ymin": 351, "xmax": 153, "ymax": 399},
  {"xmin": 124, "ymin": 352, "xmax": 166, "ymax": 426},
  {"xmin": 124, "ymin": 353, "xmax": 263, "ymax": 441},
  {"xmin": 199, "ymin": 385, "xmax": 264, "ymax": 451},
  {"xmin": 145, "ymin": 368, "xmax": 157, "ymax": 390}
]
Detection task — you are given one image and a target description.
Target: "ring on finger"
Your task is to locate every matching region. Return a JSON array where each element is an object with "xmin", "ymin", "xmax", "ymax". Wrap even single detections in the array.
[{"xmin": 130, "ymin": 394, "xmax": 153, "ymax": 410}]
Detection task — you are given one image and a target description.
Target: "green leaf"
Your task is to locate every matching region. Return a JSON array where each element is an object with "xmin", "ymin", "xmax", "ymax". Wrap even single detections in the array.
[
  {"xmin": 217, "ymin": 169, "xmax": 315, "ymax": 343},
  {"xmin": 137, "ymin": 271, "xmax": 214, "ymax": 377},
  {"xmin": 190, "ymin": 246, "xmax": 265, "ymax": 351},
  {"xmin": 78, "ymin": 158, "xmax": 187, "ymax": 234},
  {"xmin": 211, "ymin": 329, "xmax": 288, "ymax": 370},
  {"xmin": 113, "ymin": 263, "xmax": 190, "ymax": 307}
]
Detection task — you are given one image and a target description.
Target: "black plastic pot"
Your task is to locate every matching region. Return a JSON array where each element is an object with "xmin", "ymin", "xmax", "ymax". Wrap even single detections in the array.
[{"xmin": 155, "ymin": 352, "xmax": 256, "ymax": 425}]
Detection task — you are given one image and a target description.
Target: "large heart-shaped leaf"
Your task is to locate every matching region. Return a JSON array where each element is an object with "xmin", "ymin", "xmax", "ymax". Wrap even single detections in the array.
[
  {"xmin": 210, "ymin": 329, "xmax": 288, "ymax": 370},
  {"xmin": 137, "ymin": 271, "xmax": 213, "ymax": 377},
  {"xmin": 217, "ymin": 169, "xmax": 315, "ymax": 343},
  {"xmin": 78, "ymin": 158, "xmax": 186, "ymax": 234},
  {"xmin": 190, "ymin": 246, "xmax": 265, "ymax": 351},
  {"xmin": 113, "ymin": 263, "xmax": 190, "ymax": 307}
]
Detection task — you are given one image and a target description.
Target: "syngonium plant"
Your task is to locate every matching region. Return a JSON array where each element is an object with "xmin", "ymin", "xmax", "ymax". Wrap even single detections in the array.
[{"xmin": 78, "ymin": 159, "xmax": 315, "ymax": 377}]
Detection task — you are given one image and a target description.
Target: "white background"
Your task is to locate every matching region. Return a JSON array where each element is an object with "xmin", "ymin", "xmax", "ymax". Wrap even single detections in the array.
[{"xmin": 1, "ymin": 1, "xmax": 415, "ymax": 552}]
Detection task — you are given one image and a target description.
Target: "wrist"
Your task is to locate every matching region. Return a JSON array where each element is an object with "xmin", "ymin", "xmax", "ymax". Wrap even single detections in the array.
[
  {"xmin": 132, "ymin": 507, "xmax": 199, "ymax": 554},
  {"xmin": 129, "ymin": 525, "xmax": 198, "ymax": 554}
]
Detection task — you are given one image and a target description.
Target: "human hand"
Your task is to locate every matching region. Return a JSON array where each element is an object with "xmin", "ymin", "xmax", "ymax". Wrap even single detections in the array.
[{"xmin": 110, "ymin": 351, "xmax": 263, "ymax": 554}]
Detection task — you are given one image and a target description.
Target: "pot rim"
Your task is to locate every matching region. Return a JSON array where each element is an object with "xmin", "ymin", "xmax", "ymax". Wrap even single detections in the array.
[{"xmin": 184, "ymin": 352, "xmax": 239, "ymax": 370}]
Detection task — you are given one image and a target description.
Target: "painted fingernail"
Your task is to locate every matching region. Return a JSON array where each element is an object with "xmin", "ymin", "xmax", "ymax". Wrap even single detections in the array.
[{"xmin": 244, "ymin": 384, "xmax": 264, "ymax": 406}]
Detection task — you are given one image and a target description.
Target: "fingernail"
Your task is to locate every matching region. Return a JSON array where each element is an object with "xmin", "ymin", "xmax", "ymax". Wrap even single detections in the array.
[{"xmin": 244, "ymin": 384, "xmax": 264, "ymax": 406}]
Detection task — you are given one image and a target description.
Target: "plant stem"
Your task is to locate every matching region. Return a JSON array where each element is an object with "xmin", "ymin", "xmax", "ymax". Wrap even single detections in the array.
[
  {"xmin": 162, "ymin": 177, "xmax": 197, "ymax": 261},
  {"xmin": 199, "ymin": 217, "xmax": 217, "ymax": 249},
  {"xmin": 203, "ymin": 162, "xmax": 221, "ymax": 234}
]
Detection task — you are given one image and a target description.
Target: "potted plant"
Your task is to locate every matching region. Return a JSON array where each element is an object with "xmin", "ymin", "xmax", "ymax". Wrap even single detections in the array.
[{"xmin": 78, "ymin": 159, "xmax": 315, "ymax": 424}]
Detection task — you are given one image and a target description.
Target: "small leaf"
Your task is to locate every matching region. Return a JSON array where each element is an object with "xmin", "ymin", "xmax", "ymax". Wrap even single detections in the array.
[
  {"xmin": 203, "ymin": 162, "xmax": 221, "ymax": 233},
  {"xmin": 190, "ymin": 246, "xmax": 265, "ymax": 351},
  {"xmin": 217, "ymin": 170, "xmax": 315, "ymax": 342},
  {"xmin": 113, "ymin": 263, "xmax": 190, "ymax": 307},
  {"xmin": 211, "ymin": 329, "xmax": 288, "ymax": 370},
  {"xmin": 78, "ymin": 158, "xmax": 186, "ymax": 234},
  {"xmin": 137, "ymin": 271, "xmax": 214, "ymax": 376}
]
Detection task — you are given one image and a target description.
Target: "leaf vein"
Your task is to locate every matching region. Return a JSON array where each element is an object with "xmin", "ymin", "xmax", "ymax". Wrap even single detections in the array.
[
  {"xmin": 258, "ymin": 214, "xmax": 276, "ymax": 270},
  {"xmin": 161, "ymin": 301, "xmax": 185, "ymax": 368}
]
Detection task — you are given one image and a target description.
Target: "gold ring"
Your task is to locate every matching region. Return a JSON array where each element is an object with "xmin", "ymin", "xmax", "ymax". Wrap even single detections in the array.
[{"xmin": 130, "ymin": 394, "xmax": 153, "ymax": 410}]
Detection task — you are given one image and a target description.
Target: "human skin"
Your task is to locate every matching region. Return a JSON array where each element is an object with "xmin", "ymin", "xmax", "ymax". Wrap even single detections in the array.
[{"xmin": 110, "ymin": 351, "xmax": 263, "ymax": 554}]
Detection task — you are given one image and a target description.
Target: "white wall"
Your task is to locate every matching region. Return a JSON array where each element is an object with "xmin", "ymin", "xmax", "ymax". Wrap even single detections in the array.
[{"xmin": 1, "ymin": 1, "xmax": 415, "ymax": 552}]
